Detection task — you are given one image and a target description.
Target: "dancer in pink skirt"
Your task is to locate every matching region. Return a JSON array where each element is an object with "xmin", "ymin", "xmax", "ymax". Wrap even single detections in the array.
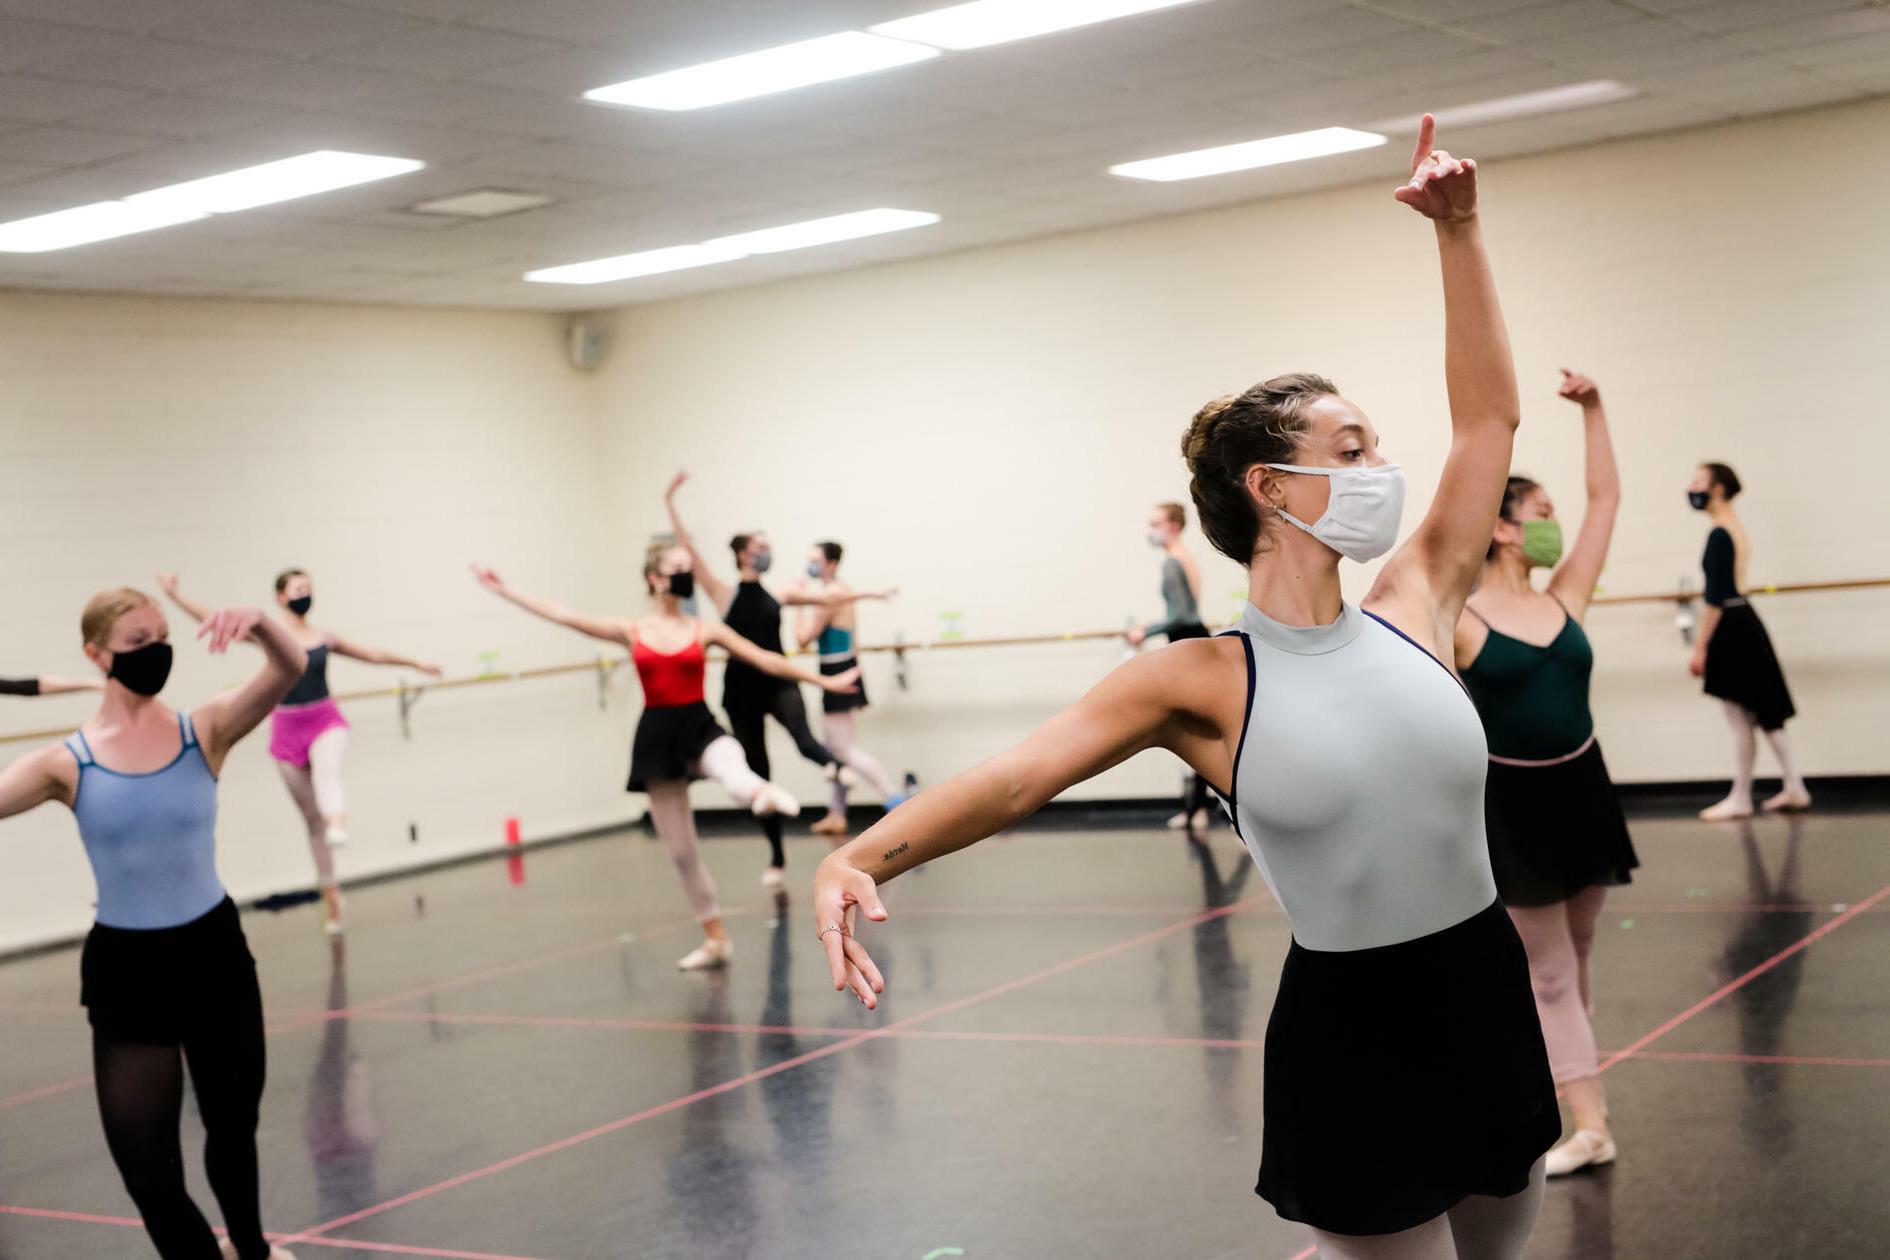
[{"xmin": 158, "ymin": 569, "xmax": 441, "ymax": 935}]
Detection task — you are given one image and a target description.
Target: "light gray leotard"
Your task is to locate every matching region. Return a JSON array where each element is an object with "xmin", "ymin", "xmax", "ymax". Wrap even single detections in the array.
[{"xmin": 1224, "ymin": 601, "xmax": 1496, "ymax": 952}]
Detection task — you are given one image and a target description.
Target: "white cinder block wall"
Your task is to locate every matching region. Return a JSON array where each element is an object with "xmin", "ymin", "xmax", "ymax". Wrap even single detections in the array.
[
  {"xmin": 0, "ymin": 296, "xmax": 635, "ymax": 952},
  {"xmin": 4, "ymin": 98, "xmax": 1888, "ymax": 950},
  {"xmin": 591, "ymin": 97, "xmax": 1890, "ymax": 806}
]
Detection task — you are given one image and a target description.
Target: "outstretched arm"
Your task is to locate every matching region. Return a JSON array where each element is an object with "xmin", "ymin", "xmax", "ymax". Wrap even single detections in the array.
[
  {"xmin": 1373, "ymin": 116, "xmax": 1521, "ymax": 645},
  {"xmin": 1547, "ymin": 370, "xmax": 1621, "ymax": 620},
  {"xmin": 703, "ymin": 621, "xmax": 853, "ymax": 694},
  {"xmin": 470, "ymin": 565, "xmax": 631, "ymax": 648},
  {"xmin": 663, "ymin": 472, "xmax": 734, "ymax": 615},
  {"xmin": 194, "ymin": 611, "xmax": 308, "ymax": 769},
  {"xmin": 812, "ymin": 639, "xmax": 1243, "ymax": 1005},
  {"xmin": 0, "ymin": 746, "xmax": 74, "ymax": 818},
  {"xmin": 778, "ymin": 587, "xmax": 897, "ymax": 608},
  {"xmin": 329, "ymin": 634, "xmax": 443, "ymax": 678},
  {"xmin": 32, "ymin": 676, "xmax": 103, "ymax": 695},
  {"xmin": 154, "ymin": 573, "xmax": 215, "ymax": 626}
]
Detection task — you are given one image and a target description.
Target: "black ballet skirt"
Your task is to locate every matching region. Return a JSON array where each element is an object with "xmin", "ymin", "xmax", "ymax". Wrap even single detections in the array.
[
  {"xmin": 1256, "ymin": 898, "xmax": 1560, "ymax": 1236},
  {"xmin": 1704, "ymin": 603, "xmax": 1796, "ymax": 731},
  {"xmin": 626, "ymin": 701, "xmax": 727, "ymax": 792},
  {"xmin": 1485, "ymin": 741, "xmax": 1639, "ymax": 907}
]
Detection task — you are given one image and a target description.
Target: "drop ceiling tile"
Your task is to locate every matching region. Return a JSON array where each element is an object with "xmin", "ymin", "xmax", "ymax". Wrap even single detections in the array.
[
  {"xmin": 1726, "ymin": 8, "xmax": 1890, "ymax": 54},
  {"xmin": 0, "ymin": 155, "xmax": 57, "ymax": 186},
  {"xmin": 326, "ymin": 25, "xmax": 573, "ymax": 78},
  {"xmin": 1772, "ymin": 27, "xmax": 1890, "ymax": 68},
  {"xmin": 1449, "ymin": 0, "xmax": 1649, "ymax": 43},
  {"xmin": 0, "ymin": 0, "xmax": 240, "ymax": 32},
  {"xmin": 154, "ymin": 1, "xmax": 429, "ymax": 57},
  {"xmin": 0, "ymin": 20, "xmax": 292, "ymax": 91},
  {"xmin": 1244, "ymin": 7, "xmax": 1431, "ymax": 55},
  {"xmin": 64, "ymin": 93, "xmax": 310, "ymax": 140},
  {"xmin": 194, "ymin": 60, "xmax": 427, "ymax": 109},
  {"xmin": 1665, "ymin": 0, "xmax": 1868, "ymax": 34},
  {"xmin": 460, "ymin": 45, "xmax": 651, "ymax": 95},
  {"xmin": 0, "ymin": 125, "xmax": 167, "ymax": 165},
  {"xmin": 0, "ymin": 76, "xmax": 149, "ymax": 124}
]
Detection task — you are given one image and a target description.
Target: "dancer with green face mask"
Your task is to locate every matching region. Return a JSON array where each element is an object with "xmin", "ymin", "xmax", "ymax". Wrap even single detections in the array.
[{"xmin": 1454, "ymin": 368, "xmax": 1637, "ymax": 1179}]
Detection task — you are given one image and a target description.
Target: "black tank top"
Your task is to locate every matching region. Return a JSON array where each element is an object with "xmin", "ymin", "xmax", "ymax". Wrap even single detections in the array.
[
  {"xmin": 280, "ymin": 643, "xmax": 332, "ymax": 706},
  {"xmin": 722, "ymin": 582, "xmax": 782, "ymax": 707}
]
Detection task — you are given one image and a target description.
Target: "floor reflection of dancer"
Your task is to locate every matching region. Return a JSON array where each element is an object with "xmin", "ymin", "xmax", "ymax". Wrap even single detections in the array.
[
  {"xmin": 1720, "ymin": 816, "xmax": 1810, "ymax": 1153},
  {"xmin": 304, "ymin": 940, "xmax": 379, "ymax": 1222},
  {"xmin": 666, "ymin": 974, "xmax": 758, "ymax": 1253},
  {"xmin": 1186, "ymin": 837, "xmax": 1254, "ymax": 1110}
]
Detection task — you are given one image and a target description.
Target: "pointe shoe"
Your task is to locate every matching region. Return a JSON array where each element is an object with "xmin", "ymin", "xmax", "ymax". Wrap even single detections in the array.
[
  {"xmin": 1544, "ymin": 1129, "xmax": 1616, "ymax": 1177},
  {"xmin": 1165, "ymin": 811, "xmax": 1190, "ymax": 830},
  {"xmin": 1763, "ymin": 788, "xmax": 1812, "ymax": 813},
  {"xmin": 1699, "ymin": 797, "xmax": 1754, "ymax": 822},
  {"xmin": 810, "ymin": 812, "xmax": 849, "ymax": 836},
  {"xmin": 677, "ymin": 938, "xmax": 734, "ymax": 971},
  {"xmin": 760, "ymin": 866, "xmax": 785, "ymax": 891},
  {"xmin": 751, "ymin": 783, "xmax": 801, "ymax": 818}
]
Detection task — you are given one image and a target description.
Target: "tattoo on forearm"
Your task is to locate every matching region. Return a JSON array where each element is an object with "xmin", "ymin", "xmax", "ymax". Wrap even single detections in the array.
[{"xmin": 882, "ymin": 841, "xmax": 909, "ymax": 864}]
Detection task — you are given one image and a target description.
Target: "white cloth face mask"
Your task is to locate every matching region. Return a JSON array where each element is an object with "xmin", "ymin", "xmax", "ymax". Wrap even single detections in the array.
[{"xmin": 1264, "ymin": 463, "xmax": 1407, "ymax": 562}]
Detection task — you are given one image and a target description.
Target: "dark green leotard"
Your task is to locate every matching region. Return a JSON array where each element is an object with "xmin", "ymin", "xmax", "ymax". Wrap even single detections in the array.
[{"xmin": 1461, "ymin": 598, "xmax": 1595, "ymax": 761}]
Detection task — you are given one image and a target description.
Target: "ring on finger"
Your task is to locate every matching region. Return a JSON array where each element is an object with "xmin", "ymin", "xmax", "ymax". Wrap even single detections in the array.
[{"xmin": 817, "ymin": 924, "xmax": 846, "ymax": 943}]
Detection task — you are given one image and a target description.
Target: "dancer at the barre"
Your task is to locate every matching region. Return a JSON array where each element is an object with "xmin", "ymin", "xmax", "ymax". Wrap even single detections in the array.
[
  {"xmin": 664, "ymin": 473, "xmax": 892, "ymax": 877},
  {"xmin": 158, "ymin": 571, "xmax": 441, "ymax": 936},
  {"xmin": 1686, "ymin": 463, "xmax": 1809, "ymax": 819},
  {"xmin": 0, "ymin": 588, "xmax": 304, "ymax": 1260},
  {"xmin": 1126, "ymin": 501, "xmax": 1214, "ymax": 832},
  {"xmin": 471, "ymin": 548, "xmax": 856, "ymax": 969},
  {"xmin": 2, "ymin": 673, "xmax": 101, "ymax": 696},
  {"xmin": 795, "ymin": 540, "xmax": 908, "ymax": 836},
  {"xmin": 814, "ymin": 117, "xmax": 1555, "ymax": 1260},
  {"xmin": 1454, "ymin": 368, "xmax": 1637, "ymax": 1179}
]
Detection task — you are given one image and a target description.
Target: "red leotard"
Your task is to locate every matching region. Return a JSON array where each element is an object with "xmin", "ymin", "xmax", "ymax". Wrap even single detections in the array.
[{"xmin": 632, "ymin": 630, "xmax": 707, "ymax": 708}]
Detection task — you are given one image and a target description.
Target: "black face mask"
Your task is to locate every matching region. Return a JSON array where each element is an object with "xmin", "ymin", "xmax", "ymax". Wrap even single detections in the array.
[
  {"xmin": 286, "ymin": 595, "xmax": 313, "ymax": 616},
  {"xmin": 667, "ymin": 572, "xmax": 696, "ymax": 600},
  {"xmin": 1687, "ymin": 490, "xmax": 1710, "ymax": 511},
  {"xmin": 108, "ymin": 641, "xmax": 173, "ymax": 697}
]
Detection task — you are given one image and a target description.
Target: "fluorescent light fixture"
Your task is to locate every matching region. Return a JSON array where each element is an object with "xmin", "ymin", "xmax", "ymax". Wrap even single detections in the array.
[
  {"xmin": 526, "ymin": 208, "xmax": 939, "ymax": 285},
  {"xmin": 0, "ymin": 200, "xmax": 208, "ymax": 253},
  {"xmin": 706, "ymin": 208, "xmax": 940, "ymax": 255},
  {"xmin": 524, "ymin": 243, "xmax": 749, "ymax": 285},
  {"xmin": 584, "ymin": 31, "xmax": 937, "ymax": 111},
  {"xmin": 1110, "ymin": 127, "xmax": 1385, "ymax": 182},
  {"xmin": 409, "ymin": 189, "xmax": 555, "ymax": 219},
  {"xmin": 873, "ymin": 0, "xmax": 1205, "ymax": 51},
  {"xmin": 1371, "ymin": 81, "xmax": 1638, "ymax": 134},
  {"xmin": 0, "ymin": 149, "xmax": 424, "ymax": 254},
  {"xmin": 130, "ymin": 151, "xmax": 424, "ymax": 215}
]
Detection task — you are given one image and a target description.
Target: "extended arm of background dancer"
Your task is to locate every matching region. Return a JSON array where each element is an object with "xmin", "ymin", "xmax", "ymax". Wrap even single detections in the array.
[
  {"xmin": 469, "ymin": 565, "xmax": 631, "ymax": 648},
  {"xmin": 700, "ymin": 621, "xmax": 860, "ymax": 696},
  {"xmin": 0, "ymin": 675, "xmax": 100, "ymax": 696},
  {"xmin": 1367, "ymin": 114, "xmax": 1521, "ymax": 646},
  {"xmin": 328, "ymin": 633, "xmax": 443, "ymax": 679},
  {"xmin": 1545, "ymin": 370, "xmax": 1620, "ymax": 621},
  {"xmin": 1689, "ymin": 530, "xmax": 1736, "ymax": 678},
  {"xmin": 193, "ymin": 610, "xmax": 308, "ymax": 771},
  {"xmin": 153, "ymin": 572, "xmax": 216, "ymax": 625},
  {"xmin": 778, "ymin": 584, "xmax": 899, "ymax": 609},
  {"xmin": 662, "ymin": 471, "xmax": 735, "ymax": 616}
]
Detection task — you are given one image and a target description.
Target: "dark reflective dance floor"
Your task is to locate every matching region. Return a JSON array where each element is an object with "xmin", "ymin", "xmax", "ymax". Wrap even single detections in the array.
[{"xmin": 2, "ymin": 807, "xmax": 1886, "ymax": 1258}]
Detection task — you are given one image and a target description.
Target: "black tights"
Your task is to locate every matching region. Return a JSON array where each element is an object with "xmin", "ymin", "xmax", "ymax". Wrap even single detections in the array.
[
  {"xmin": 1183, "ymin": 772, "xmax": 1212, "ymax": 819},
  {"xmin": 728, "ymin": 686, "xmax": 835, "ymax": 868},
  {"xmin": 93, "ymin": 1001, "xmax": 269, "ymax": 1260}
]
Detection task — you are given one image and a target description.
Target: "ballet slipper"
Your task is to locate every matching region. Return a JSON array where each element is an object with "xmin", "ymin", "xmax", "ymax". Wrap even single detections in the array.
[
  {"xmin": 760, "ymin": 866, "xmax": 785, "ymax": 891},
  {"xmin": 221, "ymin": 1241, "xmax": 299, "ymax": 1260},
  {"xmin": 677, "ymin": 938, "xmax": 734, "ymax": 971},
  {"xmin": 751, "ymin": 783, "xmax": 801, "ymax": 818},
  {"xmin": 810, "ymin": 812, "xmax": 849, "ymax": 836},
  {"xmin": 1762, "ymin": 788, "xmax": 1812, "ymax": 813},
  {"xmin": 1699, "ymin": 797, "xmax": 1753, "ymax": 822},
  {"xmin": 1544, "ymin": 1128, "xmax": 1616, "ymax": 1177}
]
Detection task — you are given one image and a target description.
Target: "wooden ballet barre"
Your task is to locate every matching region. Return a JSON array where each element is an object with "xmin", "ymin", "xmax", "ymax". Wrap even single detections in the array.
[{"xmin": 3, "ymin": 576, "xmax": 1883, "ymax": 749}]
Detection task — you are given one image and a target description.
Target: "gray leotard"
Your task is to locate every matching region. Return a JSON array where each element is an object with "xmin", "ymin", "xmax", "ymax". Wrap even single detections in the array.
[
  {"xmin": 1148, "ymin": 555, "xmax": 1203, "ymax": 639},
  {"xmin": 1223, "ymin": 601, "xmax": 1495, "ymax": 952}
]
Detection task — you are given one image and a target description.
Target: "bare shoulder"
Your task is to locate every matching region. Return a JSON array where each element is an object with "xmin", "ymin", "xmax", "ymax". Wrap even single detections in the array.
[{"xmin": 1142, "ymin": 633, "xmax": 1248, "ymax": 714}]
